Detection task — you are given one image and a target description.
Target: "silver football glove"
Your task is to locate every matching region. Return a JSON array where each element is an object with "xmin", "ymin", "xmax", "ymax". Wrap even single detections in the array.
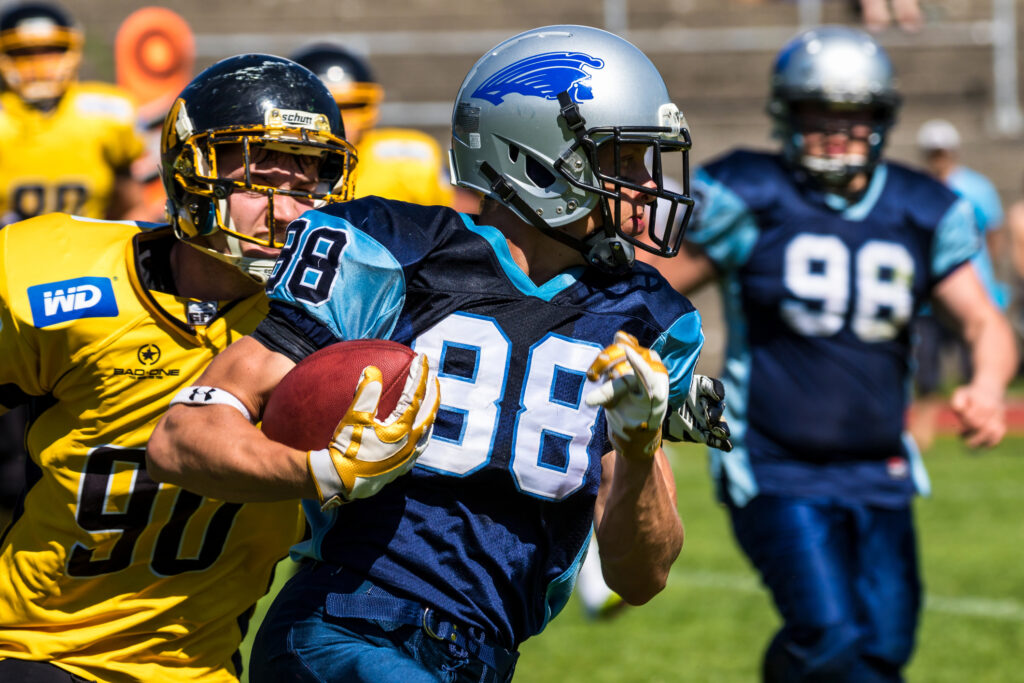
[{"xmin": 666, "ymin": 374, "xmax": 732, "ymax": 452}]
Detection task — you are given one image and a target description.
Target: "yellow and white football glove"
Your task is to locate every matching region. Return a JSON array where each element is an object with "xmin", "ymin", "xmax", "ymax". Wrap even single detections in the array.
[
  {"xmin": 308, "ymin": 353, "xmax": 441, "ymax": 510},
  {"xmin": 585, "ymin": 331, "xmax": 669, "ymax": 460}
]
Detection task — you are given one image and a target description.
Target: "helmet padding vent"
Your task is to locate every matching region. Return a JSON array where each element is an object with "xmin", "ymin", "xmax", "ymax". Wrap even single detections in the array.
[{"xmin": 525, "ymin": 154, "xmax": 556, "ymax": 189}]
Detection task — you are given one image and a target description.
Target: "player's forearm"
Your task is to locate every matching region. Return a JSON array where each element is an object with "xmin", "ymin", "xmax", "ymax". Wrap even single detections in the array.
[
  {"xmin": 147, "ymin": 404, "xmax": 318, "ymax": 502},
  {"xmin": 964, "ymin": 309, "xmax": 1018, "ymax": 394},
  {"xmin": 595, "ymin": 449, "xmax": 683, "ymax": 605}
]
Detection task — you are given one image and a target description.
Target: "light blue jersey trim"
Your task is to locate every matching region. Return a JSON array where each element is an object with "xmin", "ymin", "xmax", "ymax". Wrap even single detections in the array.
[
  {"xmin": 538, "ymin": 533, "xmax": 591, "ymax": 633},
  {"xmin": 835, "ymin": 164, "xmax": 888, "ymax": 222},
  {"xmin": 689, "ymin": 168, "xmax": 759, "ymax": 270},
  {"xmin": 902, "ymin": 431, "xmax": 931, "ymax": 498},
  {"xmin": 711, "ymin": 272, "xmax": 758, "ymax": 506},
  {"xmin": 931, "ymin": 197, "xmax": 981, "ymax": 279},
  {"xmin": 291, "ymin": 500, "xmax": 337, "ymax": 562},
  {"xmin": 461, "ymin": 214, "xmax": 582, "ymax": 301},
  {"xmin": 652, "ymin": 310, "xmax": 704, "ymax": 407}
]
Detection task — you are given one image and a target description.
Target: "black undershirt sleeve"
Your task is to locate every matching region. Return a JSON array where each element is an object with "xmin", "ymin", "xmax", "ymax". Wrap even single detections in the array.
[{"xmin": 250, "ymin": 302, "xmax": 330, "ymax": 364}]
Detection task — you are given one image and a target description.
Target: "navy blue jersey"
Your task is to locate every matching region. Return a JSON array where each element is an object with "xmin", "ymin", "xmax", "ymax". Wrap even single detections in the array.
[
  {"xmin": 688, "ymin": 150, "xmax": 979, "ymax": 508},
  {"xmin": 260, "ymin": 197, "xmax": 703, "ymax": 647}
]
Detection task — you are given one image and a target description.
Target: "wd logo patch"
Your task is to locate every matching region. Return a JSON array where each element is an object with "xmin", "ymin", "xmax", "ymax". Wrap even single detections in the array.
[{"xmin": 28, "ymin": 277, "xmax": 118, "ymax": 327}]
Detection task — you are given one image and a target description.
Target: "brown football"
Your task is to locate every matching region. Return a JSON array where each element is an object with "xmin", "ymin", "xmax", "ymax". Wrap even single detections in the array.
[{"xmin": 261, "ymin": 339, "xmax": 417, "ymax": 451}]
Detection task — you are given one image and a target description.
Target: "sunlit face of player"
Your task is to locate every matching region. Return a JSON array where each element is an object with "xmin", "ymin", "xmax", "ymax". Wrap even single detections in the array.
[
  {"xmin": 576, "ymin": 142, "xmax": 658, "ymax": 241},
  {"xmin": 205, "ymin": 145, "xmax": 320, "ymax": 261}
]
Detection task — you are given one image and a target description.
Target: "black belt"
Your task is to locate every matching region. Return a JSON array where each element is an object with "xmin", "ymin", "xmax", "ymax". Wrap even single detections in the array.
[{"xmin": 324, "ymin": 593, "xmax": 519, "ymax": 675}]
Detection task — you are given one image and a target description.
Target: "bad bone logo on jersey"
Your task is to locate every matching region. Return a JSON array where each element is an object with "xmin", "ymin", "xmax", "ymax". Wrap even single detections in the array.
[
  {"xmin": 28, "ymin": 277, "xmax": 119, "ymax": 328},
  {"xmin": 114, "ymin": 344, "xmax": 180, "ymax": 380},
  {"xmin": 137, "ymin": 344, "xmax": 161, "ymax": 365}
]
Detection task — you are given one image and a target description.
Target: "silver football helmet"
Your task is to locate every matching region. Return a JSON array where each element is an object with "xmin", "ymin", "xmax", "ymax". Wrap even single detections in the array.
[
  {"xmin": 768, "ymin": 25, "xmax": 900, "ymax": 188},
  {"xmin": 449, "ymin": 25, "xmax": 694, "ymax": 273}
]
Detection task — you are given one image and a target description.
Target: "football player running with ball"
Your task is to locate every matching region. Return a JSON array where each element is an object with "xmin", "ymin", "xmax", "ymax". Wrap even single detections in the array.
[
  {"xmin": 149, "ymin": 25, "xmax": 729, "ymax": 683},
  {"xmin": 645, "ymin": 26, "xmax": 1017, "ymax": 682},
  {"xmin": 0, "ymin": 54, "xmax": 373, "ymax": 682}
]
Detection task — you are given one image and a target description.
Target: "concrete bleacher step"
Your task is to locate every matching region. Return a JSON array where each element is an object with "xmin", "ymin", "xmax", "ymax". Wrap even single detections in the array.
[{"xmin": 71, "ymin": 0, "xmax": 1023, "ymax": 201}]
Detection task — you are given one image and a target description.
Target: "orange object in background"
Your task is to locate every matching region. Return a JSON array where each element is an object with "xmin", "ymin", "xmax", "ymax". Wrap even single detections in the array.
[
  {"xmin": 115, "ymin": 6, "xmax": 194, "ymax": 111},
  {"xmin": 115, "ymin": 7, "xmax": 195, "ymax": 221}
]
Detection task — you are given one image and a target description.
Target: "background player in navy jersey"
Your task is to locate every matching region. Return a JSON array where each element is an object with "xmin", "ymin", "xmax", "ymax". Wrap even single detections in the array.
[
  {"xmin": 645, "ymin": 25, "xmax": 1017, "ymax": 682},
  {"xmin": 148, "ymin": 24, "xmax": 729, "ymax": 682}
]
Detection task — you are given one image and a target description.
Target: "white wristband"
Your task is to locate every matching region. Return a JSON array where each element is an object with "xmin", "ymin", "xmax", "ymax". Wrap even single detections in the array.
[{"xmin": 169, "ymin": 386, "xmax": 253, "ymax": 423}]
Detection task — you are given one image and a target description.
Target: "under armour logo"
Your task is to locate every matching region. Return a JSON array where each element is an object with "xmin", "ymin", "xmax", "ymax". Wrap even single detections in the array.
[{"xmin": 189, "ymin": 387, "xmax": 216, "ymax": 402}]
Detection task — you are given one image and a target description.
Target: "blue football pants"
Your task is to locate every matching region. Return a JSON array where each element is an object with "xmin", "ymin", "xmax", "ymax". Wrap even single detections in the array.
[
  {"xmin": 728, "ymin": 495, "xmax": 921, "ymax": 683},
  {"xmin": 249, "ymin": 562, "xmax": 516, "ymax": 683}
]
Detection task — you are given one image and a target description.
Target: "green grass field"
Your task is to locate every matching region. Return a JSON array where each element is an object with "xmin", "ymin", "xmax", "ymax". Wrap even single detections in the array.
[
  {"xmin": 6, "ymin": 436, "xmax": 1017, "ymax": 681},
  {"xmin": 515, "ymin": 436, "xmax": 1024, "ymax": 683}
]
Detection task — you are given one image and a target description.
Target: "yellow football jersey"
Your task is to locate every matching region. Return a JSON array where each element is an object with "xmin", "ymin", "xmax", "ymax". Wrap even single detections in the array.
[
  {"xmin": 353, "ymin": 127, "xmax": 455, "ymax": 206},
  {"xmin": 0, "ymin": 82, "xmax": 145, "ymax": 224},
  {"xmin": 0, "ymin": 214, "xmax": 303, "ymax": 683}
]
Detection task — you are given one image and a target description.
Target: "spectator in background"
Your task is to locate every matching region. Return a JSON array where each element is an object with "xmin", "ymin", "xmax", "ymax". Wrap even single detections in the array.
[
  {"xmin": 909, "ymin": 118, "xmax": 1007, "ymax": 451},
  {"xmin": 858, "ymin": 0, "xmax": 923, "ymax": 32},
  {"xmin": 0, "ymin": 0, "xmax": 147, "ymax": 520},
  {"xmin": 291, "ymin": 42, "xmax": 456, "ymax": 208}
]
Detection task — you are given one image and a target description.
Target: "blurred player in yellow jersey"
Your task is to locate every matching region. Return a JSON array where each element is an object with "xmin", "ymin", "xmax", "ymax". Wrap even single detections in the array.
[
  {"xmin": 0, "ymin": 0, "xmax": 147, "ymax": 572},
  {"xmin": 291, "ymin": 42, "xmax": 456, "ymax": 207},
  {"xmin": 0, "ymin": 2, "xmax": 145, "ymax": 224},
  {"xmin": 0, "ymin": 53, "xmax": 357, "ymax": 683}
]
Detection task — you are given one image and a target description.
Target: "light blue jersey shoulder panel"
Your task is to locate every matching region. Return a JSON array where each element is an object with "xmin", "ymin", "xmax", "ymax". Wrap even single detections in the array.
[
  {"xmin": 688, "ymin": 167, "xmax": 760, "ymax": 270},
  {"xmin": 931, "ymin": 196, "xmax": 981, "ymax": 280},
  {"xmin": 267, "ymin": 210, "xmax": 407, "ymax": 341},
  {"xmin": 652, "ymin": 309, "xmax": 704, "ymax": 407}
]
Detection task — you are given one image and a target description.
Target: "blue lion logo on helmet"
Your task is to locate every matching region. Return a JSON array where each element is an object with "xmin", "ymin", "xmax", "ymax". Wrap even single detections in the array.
[{"xmin": 471, "ymin": 52, "xmax": 605, "ymax": 105}]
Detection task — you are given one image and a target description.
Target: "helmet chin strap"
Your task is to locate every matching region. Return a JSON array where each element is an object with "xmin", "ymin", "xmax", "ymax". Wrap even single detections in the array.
[
  {"xmin": 477, "ymin": 161, "xmax": 633, "ymax": 274},
  {"xmin": 180, "ymin": 237, "xmax": 276, "ymax": 285},
  {"xmin": 205, "ymin": 195, "xmax": 278, "ymax": 284}
]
